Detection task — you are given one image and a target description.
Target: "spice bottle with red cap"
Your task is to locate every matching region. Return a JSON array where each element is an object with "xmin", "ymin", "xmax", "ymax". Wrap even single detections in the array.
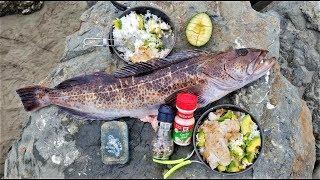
[{"xmin": 172, "ymin": 93, "xmax": 198, "ymax": 146}]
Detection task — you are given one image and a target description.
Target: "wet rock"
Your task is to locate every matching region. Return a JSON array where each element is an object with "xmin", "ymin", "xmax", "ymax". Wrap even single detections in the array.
[
  {"xmin": 86, "ymin": 1, "xmax": 97, "ymax": 9},
  {"xmin": 0, "ymin": 1, "xmax": 44, "ymax": 16},
  {"xmin": 0, "ymin": 1, "xmax": 86, "ymax": 176},
  {"xmin": 251, "ymin": 1, "xmax": 272, "ymax": 12},
  {"xmin": 0, "ymin": 1, "xmax": 88, "ymax": 175},
  {"xmin": 235, "ymin": 64, "xmax": 315, "ymax": 178},
  {"xmin": 262, "ymin": 1, "xmax": 320, "ymax": 89},
  {"xmin": 314, "ymin": 161, "xmax": 320, "ymax": 179},
  {"xmin": 101, "ymin": 121, "xmax": 129, "ymax": 165},
  {"xmin": 262, "ymin": 0, "xmax": 320, "ymax": 165},
  {"xmin": 3, "ymin": 1, "xmax": 316, "ymax": 179},
  {"xmin": 304, "ymin": 72, "xmax": 320, "ymax": 160}
]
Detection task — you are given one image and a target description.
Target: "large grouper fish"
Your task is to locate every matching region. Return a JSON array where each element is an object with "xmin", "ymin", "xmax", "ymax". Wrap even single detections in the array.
[{"xmin": 16, "ymin": 48, "xmax": 275, "ymax": 129}]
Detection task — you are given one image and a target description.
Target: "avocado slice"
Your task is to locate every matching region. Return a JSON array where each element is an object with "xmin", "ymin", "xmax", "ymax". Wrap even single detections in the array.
[
  {"xmin": 246, "ymin": 136, "xmax": 261, "ymax": 154},
  {"xmin": 226, "ymin": 160, "xmax": 241, "ymax": 173},
  {"xmin": 148, "ymin": 19, "xmax": 157, "ymax": 33},
  {"xmin": 154, "ymin": 27, "xmax": 162, "ymax": 38},
  {"xmin": 245, "ymin": 152, "xmax": 256, "ymax": 163},
  {"xmin": 242, "ymin": 157, "xmax": 249, "ymax": 165},
  {"xmin": 230, "ymin": 145, "xmax": 245, "ymax": 161},
  {"xmin": 240, "ymin": 115, "xmax": 253, "ymax": 136},
  {"xmin": 217, "ymin": 164, "xmax": 226, "ymax": 172},
  {"xmin": 137, "ymin": 14, "xmax": 144, "ymax": 30},
  {"xmin": 218, "ymin": 110, "xmax": 238, "ymax": 122},
  {"xmin": 113, "ymin": 18, "xmax": 122, "ymax": 29},
  {"xmin": 196, "ymin": 129, "xmax": 205, "ymax": 147},
  {"xmin": 185, "ymin": 12, "xmax": 212, "ymax": 47},
  {"xmin": 239, "ymin": 164, "xmax": 246, "ymax": 171}
]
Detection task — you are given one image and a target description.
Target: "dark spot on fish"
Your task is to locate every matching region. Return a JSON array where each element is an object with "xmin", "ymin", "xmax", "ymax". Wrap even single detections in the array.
[
  {"xmin": 199, "ymin": 79, "xmax": 206, "ymax": 84},
  {"xmin": 236, "ymin": 49, "xmax": 248, "ymax": 56}
]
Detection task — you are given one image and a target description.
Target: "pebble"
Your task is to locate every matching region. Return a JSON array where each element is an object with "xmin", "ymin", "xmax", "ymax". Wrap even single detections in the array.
[
  {"xmin": 51, "ymin": 155, "xmax": 62, "ymax": 165},
  {"xmin": 266, "ymin": 102, "xmax": 275, "ymax": 109}
]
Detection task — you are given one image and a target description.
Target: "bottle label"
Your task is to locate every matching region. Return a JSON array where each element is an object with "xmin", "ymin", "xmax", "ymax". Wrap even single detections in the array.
[
  {"xmin": 172, "ymin": 121, "xmax": 194, "ymax": 145},
  {"xmin": 157, "ymin": 123, "xmax": 172, "ymax": 139},
  {"xmin": 177, "ymin": 111, "xmax": 194, "ymax": 119}
]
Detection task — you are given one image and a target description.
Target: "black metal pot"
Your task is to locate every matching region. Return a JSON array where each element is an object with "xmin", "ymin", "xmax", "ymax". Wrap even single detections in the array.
[
  {"xmin": 192, "ymin": 104, "xmax": 265, "ymax": 175},
  {"xmin": 108, "ymin": 1, "xmax": 176, "ymax": 64}
]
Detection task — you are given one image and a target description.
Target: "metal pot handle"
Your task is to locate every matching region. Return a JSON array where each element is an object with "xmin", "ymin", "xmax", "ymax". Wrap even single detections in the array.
[{"xmin": 110, "ymin": 1, "xmax": 128, "ymax": 11}]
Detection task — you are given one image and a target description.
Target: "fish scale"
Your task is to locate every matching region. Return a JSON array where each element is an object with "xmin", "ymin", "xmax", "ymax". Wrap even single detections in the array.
[{"xmin": 47, "ymin": 60, "xmax": 206, "ymax": 113}]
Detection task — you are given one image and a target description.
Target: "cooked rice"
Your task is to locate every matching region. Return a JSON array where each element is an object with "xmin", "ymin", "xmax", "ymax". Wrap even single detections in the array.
[
  {"xmin": 249, "ymin": 123, "xmax": 260, "ymax": 140},
  {"xmin": 229, "ymin": 133, "xmax": 244, "ymax": 147},
  {"xmin": 112, "ymin": 11, "xmax": 172, "ymax": 63}
]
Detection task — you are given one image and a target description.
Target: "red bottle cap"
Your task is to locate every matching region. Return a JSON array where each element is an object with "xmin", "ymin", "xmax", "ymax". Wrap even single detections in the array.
[{"xmin": 176, "ymin": 93, "xmax": 198, "ymax": 111}]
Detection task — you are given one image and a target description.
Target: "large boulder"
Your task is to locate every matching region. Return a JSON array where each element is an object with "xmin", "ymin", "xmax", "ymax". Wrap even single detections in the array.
[
  {"xmin": 4, "ymin": 1, "xmax": 316, "ymax": 179},
  {"xmin": 0, "ymin": 1, "xmax": 88, "ymax": 176},
  {"xmin": 262, "ymin": 1, "xmax": 320, "ymax": 174},
  {"xmin": 235, "ymin": 63, "xmax": 315, "ymax": 178}
]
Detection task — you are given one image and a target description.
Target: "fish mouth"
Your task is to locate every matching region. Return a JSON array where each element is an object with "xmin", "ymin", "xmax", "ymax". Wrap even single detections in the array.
[{"xmin": 251, "ymin": 50, "xmax": 276, "ymax": 75}]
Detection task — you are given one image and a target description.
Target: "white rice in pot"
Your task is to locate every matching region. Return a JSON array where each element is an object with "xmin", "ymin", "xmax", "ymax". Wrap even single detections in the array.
[{"xmin": 112, "ymin": 11, "xmax": 172, "ymax": 63}]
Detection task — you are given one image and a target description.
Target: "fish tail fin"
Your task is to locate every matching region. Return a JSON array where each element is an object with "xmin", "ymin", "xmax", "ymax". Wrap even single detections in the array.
[{"xmin": 16, "ymin": 86, "xmax": 51, "ymax": 111}]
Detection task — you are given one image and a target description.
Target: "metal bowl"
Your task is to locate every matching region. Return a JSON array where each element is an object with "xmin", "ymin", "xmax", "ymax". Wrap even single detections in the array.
[
  {"xmin": 108, "ymin": 2, "xmax": 176, "ymax": 64},
  {"xmin": 192, "ymin": 104, "xmax": 264, "ymax": 175}
]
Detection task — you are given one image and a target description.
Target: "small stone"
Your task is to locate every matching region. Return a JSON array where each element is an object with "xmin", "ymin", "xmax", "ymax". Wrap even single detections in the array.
[
  {"xmin": 101, "ymin": 121, "xmax": 129, "ymax": 165},
  {"xmin": 67, "ymin": 123, "xmax": 79, "ymax": 135},
  {"xmin": 51, "ymin": 155, "xmax": 62, "ymax": 165},
  {"xmin": 64, "ymin": 150, "xmax": 79, "ymax": 166},
  {"xmin": 23, "ymin": 146, "xmax": 33, "ymax": 164},
  {"xmin": 266, "ymin": 102, "xmax": 275, "ymax": 109},
  {"xmin": 60, "ymin": 116, "xmax": 71, "ymax": 126},
  {"xmin": 64, "ymin": 134, "xmax": 74, "ymax": 142}
]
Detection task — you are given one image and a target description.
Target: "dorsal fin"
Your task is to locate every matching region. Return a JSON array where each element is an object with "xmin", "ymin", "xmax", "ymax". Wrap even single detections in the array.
[
  {"xmin": 55, "ymin": 72, "xmax": 117, "ymax": 89},
  {"xmin": 113, "ymin": 50, "xmax": 205, "ymax": 78}
]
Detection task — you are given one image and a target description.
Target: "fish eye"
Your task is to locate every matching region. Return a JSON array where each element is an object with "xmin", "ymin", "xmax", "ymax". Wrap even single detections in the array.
[{"xmin": 235, "ymin": 49, "xmax": 248, "ymax": 56}]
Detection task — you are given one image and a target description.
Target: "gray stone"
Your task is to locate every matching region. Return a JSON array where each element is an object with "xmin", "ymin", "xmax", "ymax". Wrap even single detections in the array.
[
  {"xmin": 314, "ymin": 162, "xmax": 320, "ymax": 179},
  {"xmin": 234, "ymin": 64, "xmax": 315, "ymax": 178},
  {"xmin": 101, "ymin": 121, "xmax": 129, "ymax": 165},
  {"xmin": 86, "ymin": 1, "xmax": 97, "ymax": 9},
  {"xmin": 251, "ymin": 1, "xmax": 272, "ymax": 12},
  {"xmin": 3, "ymin": 1, "xmax": 316, "ymax": 179},
  {"xmin": 304, "ymin": 72, "xmax": 320, "ymax": 160},
  {"xmin": 0, "ymin": 1, "xmax": 88, "ymax": 176},
  {"xmin": 4, "ymin": 107, "xmax": 78, "ymax": 179},
  {"xmin": 262, "ymin": 0, "xmax": 320, "ymax": 168},
  {"xmin": 0, "ymin": 1, "xmax": 44, "ymax": 16}
]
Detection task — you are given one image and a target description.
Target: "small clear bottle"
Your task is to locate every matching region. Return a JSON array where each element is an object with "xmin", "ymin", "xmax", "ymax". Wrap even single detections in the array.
[{"xmin": 152, "ymin": 104, "xmax": 175, "ymax": 160}]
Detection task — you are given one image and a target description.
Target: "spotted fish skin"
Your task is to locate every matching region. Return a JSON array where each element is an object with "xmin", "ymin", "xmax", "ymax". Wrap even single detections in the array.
[
  {"xmin": 16, "ymin": 48, "xmax": 275, "ymax": 120},
  {"xmin": 47, "ymin": 55, "xmax": 209, "ymax": 119}
]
